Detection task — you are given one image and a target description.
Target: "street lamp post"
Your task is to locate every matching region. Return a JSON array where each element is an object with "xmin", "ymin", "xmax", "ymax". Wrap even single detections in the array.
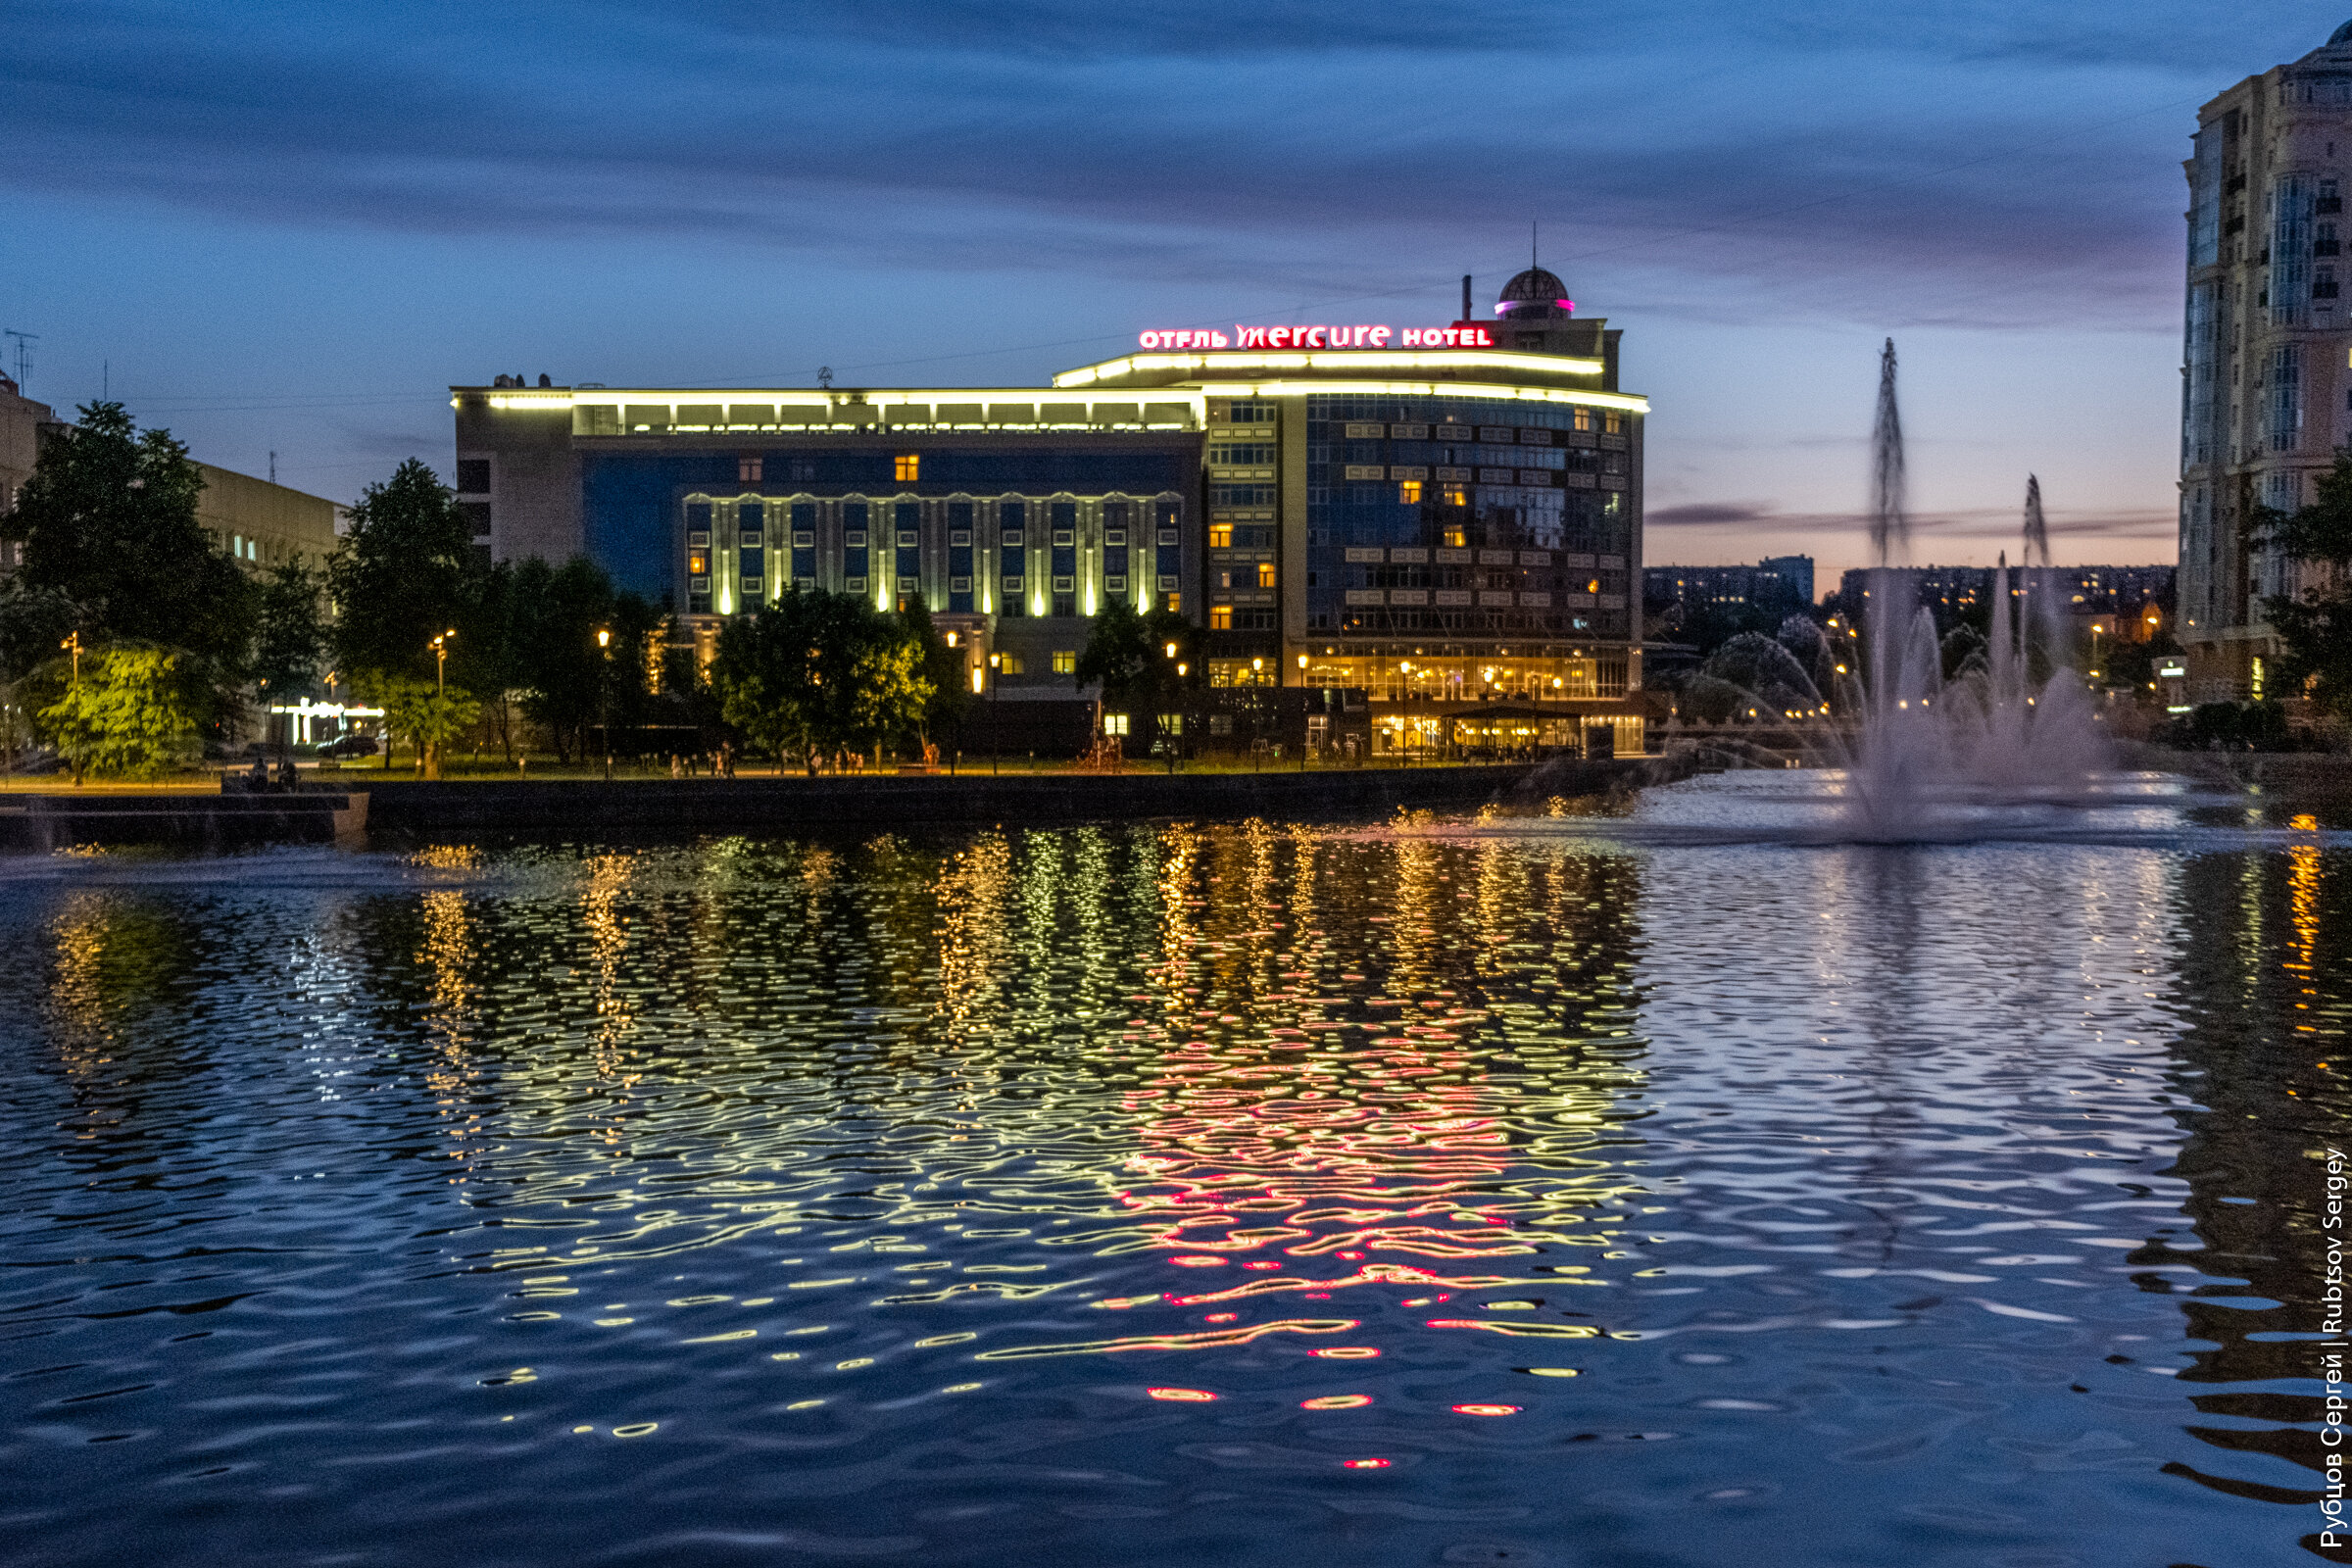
[
  {"xmin": 596, "ymin": 627, "xmax": 612, "ymax": 780},
  {"xmin": 426, "ymin": 629, "xmax": 456, "ymax": 778}
]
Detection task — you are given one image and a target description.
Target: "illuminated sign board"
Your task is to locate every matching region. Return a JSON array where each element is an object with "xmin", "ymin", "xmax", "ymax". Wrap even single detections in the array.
[{"xmin": 1138, "ymin": 324, "xmax": 1497, "ymax": 351}]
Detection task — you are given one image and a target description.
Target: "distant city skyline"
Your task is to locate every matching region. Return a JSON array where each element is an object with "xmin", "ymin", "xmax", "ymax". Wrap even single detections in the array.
[{"xmin": 5, "ymin": 2, "xmax": 2339, "ymax": 580}]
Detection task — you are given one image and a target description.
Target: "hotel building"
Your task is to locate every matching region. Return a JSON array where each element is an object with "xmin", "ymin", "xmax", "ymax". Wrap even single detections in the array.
[
  {"xmin": 452, "ymin": 270, "xmax": 1649, "ymax": 753},
  {"xmin": 2180, "ymin": 20, "xmax": 2352, "ymax": 703}
]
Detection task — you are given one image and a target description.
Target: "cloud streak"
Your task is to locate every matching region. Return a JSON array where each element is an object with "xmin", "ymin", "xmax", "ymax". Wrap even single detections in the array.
[{"xmin": 0, "ymin": 0, "xmax": 2272, "ymax": 328}]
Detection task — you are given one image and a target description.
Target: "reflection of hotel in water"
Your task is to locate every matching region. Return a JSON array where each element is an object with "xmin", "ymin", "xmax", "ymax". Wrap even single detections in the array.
[{"xmin": 454, "ymin": 269, "xmax": 1649, "ymax": 754}]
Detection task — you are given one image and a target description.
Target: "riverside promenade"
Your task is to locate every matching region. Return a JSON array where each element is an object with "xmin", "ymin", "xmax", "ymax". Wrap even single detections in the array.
[
  {"xmin": 0, "ymin": 756, "xmax": 1696, "ymax": 850},
  {"xmin": 358, "ymin": 755, "xmax": 1692, "ymax": 836}
]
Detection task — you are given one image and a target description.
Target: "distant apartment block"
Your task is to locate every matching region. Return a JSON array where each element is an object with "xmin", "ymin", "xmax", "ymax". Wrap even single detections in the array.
[
  {"xmin": 1644, "ymin": 556, "xmax": 1813, "ymax": 611},
  {"xmin": 1835, "ymin": 564, "xmax": 2175, "ymax": 621}
]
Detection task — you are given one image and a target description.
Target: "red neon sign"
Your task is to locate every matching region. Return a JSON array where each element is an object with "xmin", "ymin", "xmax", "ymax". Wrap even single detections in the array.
[{"xmin": 1138, "ymin": 324, "xmax": 1496, "ymax": 351}]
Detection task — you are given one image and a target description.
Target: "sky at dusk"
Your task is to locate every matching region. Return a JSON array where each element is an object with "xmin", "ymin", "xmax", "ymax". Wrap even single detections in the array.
[{"xmin": 5, "ymin": 0, "xmax": 2347, "ymax": 584}]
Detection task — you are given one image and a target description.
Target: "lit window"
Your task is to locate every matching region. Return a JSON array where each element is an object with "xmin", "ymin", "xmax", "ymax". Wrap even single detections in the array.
[
  {"xmin": 1256, "ymin": 563, "xmax": 1277, "ymax": 589},
  {"xmin": 1444, "ymin": 487, "xmax": 1468, "ymax": 507},
  {"xmin": 1165, "ymin": 593, "xmax": 1181, "ymax": 612},
  {"xmin": 1444, "ymin": 527, "xmax": 1466, "ymax": 548},
  {"xmin": 689, "ymin": 554, "xmax": 708, "ymax": 574},
  {"xmin": 1398, "ymin": 480, "xmax": 1421, "ymax": 504},
  {"xmin": 1209, "ymin": 606, "xmax": 1233, "ymax": 629},
  {"xmin": 1573, "ymin": 407, "xmax": 1592, "ymax": 432},
  {"xmin": 1053, "ymin": 650, "xmax": 1076, "ymax": 674},
  {"xmin": 1604, "ymin": 411, "xmax": 1623, "ymax": 435},
  {"xmin": 999, "ymin": 653, "xmax": 1025, "ymax": 675},
  {"xmin": 1104, "ymin": 713, "xmax": 1130, "ymax": 736},
  {"xmin": 895, "ymin": 454, "xmax": 920, "ymax": 482},
  {"xmin": 1208, "ymin": 523, "xmax": 1233, "ymax": 548},
  {"xmin": 739, "ymin": 455, "xmax": 762, "ymax": 483}
]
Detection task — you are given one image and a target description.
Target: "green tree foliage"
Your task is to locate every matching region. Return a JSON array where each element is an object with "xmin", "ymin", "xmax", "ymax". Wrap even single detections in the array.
[
  {"xmin": 851, "ymin": 637, "xmax": 934, "ymax": 755},
  {"xmin": 0, "ymin": 580, "xmax": 85, "ymax": 763},
  {"xmin": 40, "ymin": 645, "xmax": 203, "ymax": 781},
  {"xmin": 2263, "ymin": 449, "xmax": 2352, "ymax": 722},
  {"xmin": 2, "ymin": 402, "xmax": 254, "ymax": 672},
  {"xmin": 1076, "ymin": 604, "xmax": 1200, "ymax": 700},
  {"xmin": 494, "ymin": 557, "xmax": 663, "ymax": 761},
  {"xmin": 710, "ymin": 588, "xmax": 931, "ymax": 770},
  {"xmin": 895, "ymin": 598, "xmax": 968, "ymax": 747},
  {"xmin": 252, "ymin": 561, "xmax": 328, "ymax": 699},
  {"xmin": 356, "ymin": 670, "xmax": 482, "ymax": 775},
  {"xmin": 1075, "ymin": 603, "xmax": 1200, "ymax": 758},
  {"xmin": 327, "ymin": 460, "xmax": 477, "ymax": 681}
]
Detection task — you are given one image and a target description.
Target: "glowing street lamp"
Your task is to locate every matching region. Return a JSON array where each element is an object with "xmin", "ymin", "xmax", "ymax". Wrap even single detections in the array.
[{"xmin": 596, "ymin": 627, "xmax": 612, "ymax": 780}]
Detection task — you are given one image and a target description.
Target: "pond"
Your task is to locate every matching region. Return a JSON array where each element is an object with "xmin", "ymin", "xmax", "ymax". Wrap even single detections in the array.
[{"xmin": 0, "ymin": 769, "xmax": 2341, "ymax": 1567}]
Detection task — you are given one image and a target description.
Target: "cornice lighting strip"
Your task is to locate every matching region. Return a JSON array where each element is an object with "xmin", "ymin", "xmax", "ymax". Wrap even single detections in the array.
[
  {"xmin": 1056, "ymin": 350, "xmax": 1604, "ymax": 387},
  {"xmin": 480, "ymin": 389, "xmax": 1210, "ymax": 412},
  {"xmin": 1197, "ymin": 379, "xmax": 1646, "ymax": 413}
]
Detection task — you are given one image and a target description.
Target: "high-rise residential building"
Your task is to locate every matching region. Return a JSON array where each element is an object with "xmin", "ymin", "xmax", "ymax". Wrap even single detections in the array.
[
  {"xmin": 452, "ymin": 270, "xmax": 1653, "ymax": 756},
  {"xmin": 2180, "ymin": 20, "xmax": 2352, "ymax": 704}
]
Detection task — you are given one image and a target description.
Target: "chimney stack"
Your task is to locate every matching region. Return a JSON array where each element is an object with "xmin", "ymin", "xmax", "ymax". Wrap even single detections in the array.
[{"xmin": 1461, "ymin": 274, "xmax": 1473, "ymax": 320}]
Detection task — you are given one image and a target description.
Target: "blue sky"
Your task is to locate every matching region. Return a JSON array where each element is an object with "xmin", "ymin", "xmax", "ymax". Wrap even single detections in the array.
[{"xmin": 3, "ymin": 0, "xmax": 2342, "ymax": 579}]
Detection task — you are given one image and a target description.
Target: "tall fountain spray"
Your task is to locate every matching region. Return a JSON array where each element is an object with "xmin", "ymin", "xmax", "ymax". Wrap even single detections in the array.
[
  {"xmin": 1839, "ymin": 347, "xmax": 2108, "ymax": 833},
  {"xmin": 1869, "ymin": 338, "xmax": 1907, "ymax": 566}
]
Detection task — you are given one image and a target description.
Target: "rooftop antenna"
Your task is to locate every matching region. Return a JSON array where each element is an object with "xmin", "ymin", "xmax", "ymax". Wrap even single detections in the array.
[
  {"xmin": 2, "ymin": 329, "xmax": 35, "ymax": 391},
  {"xmin": 269, "ymin": 450, "xmax": 278, "ymax": 484},
  {"xmin": 1533, "ymin": 220, "xmax": 1539, "ymax": 269},
  {"xmin": 817, "ymin": 366, "xmax": 834, "ymax": 389}
]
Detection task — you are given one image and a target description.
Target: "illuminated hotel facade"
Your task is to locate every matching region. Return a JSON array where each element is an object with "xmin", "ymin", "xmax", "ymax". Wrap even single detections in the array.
[{"xmin": 452, "ymin": 269, "xmax": 1648, "ymax": 751}]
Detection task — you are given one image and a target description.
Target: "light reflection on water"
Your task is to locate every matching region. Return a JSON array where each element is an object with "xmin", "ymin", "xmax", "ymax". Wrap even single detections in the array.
[{"xmin": 0, "ymin": 772, "xmax": 2342, "ymax": 1567}]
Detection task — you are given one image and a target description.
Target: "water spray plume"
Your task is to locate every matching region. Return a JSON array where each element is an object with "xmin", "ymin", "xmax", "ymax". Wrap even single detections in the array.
[
  {"xmin": 1870, "ymin": 338, "xmax": 1907, "ymax": 566},
  {"xmin": 1833, "ymin": 346, "xmax": 2107, "ymax": 832}
]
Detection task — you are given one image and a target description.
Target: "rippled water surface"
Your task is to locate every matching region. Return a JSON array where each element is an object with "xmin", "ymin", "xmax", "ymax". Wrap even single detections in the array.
[{"xmin": 2, "ymin": 770, "xmax": 2346, "ymax": 1566}]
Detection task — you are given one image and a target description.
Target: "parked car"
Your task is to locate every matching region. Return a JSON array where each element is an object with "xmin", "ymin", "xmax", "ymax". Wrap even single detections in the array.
[{"xmin": 318, "ymin": 734, "xmax": 378, "ymax": 759}]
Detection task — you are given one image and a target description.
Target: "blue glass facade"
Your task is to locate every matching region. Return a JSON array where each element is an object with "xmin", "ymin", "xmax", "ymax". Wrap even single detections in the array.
[{"xmin": 1303, "ymin": 394, "xmax": 1635, "ymax": 642}]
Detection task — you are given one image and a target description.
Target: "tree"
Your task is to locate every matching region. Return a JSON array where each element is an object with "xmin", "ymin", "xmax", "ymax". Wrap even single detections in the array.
[
  {"xmin": 253, "ymin": 561, "xmax": 328, "ymax": 701},
  {"xmin": 710, "ymin": 587, "xmax": 914, "ymax": 771},
  {"xmin": 851, "ymin": 636, "xmax": 934, "ymax": 761},
  {"xmin": 357, "ymin": 670, "xmax": 481, "ymax": 777},
  {"xmin": 492, "ymin": 556, "xmax": 663, "ymax": 761},
  {"xmin": 39, "ymin": 645, "xmax": 203, "ymax": 782},
  {"xmin": 0, "ymin": 580, "xmax": 85, "ymax": 765},
  {"xmin": 2, "ymin": 401, "xmax": 255, "ymax": 682},
  {"xmin": 1076, "ymin": 602, "xmax": 1200, "ymax": 760},
  {"xmin": 508, "ymin": 557, "xmax": 616, "ymax": 760},
  {"xmin": 328, "ymin": 460, "xmax": 478, "ymax": 683},
  {"xmin": 896, "ymin": 597, "xmax": 968, "ymax": 753},
  {"xmin": 2263, "ymin": 448, "xmax": 2352, "ymax": 724}
]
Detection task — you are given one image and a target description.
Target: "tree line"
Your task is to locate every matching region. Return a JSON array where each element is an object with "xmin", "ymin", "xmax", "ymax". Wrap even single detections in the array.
[{"xmin": 0, "ymin": 401, "xmax": 983, "ymax": 777}]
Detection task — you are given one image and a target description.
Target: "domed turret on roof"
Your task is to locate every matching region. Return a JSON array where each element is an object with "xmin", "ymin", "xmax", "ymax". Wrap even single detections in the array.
[
  {"xmin": 1496, "ymin": 267, "xmax": 1572, "ymax": 320},
  {"xmin": 2330, "ymin": 19, "xmax": 2352, "ymax": 45}
]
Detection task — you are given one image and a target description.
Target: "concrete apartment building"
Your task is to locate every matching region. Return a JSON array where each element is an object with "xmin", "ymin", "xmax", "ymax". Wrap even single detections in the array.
[
  {"xmin": 2180, "ymin": 19, "xmax": 2352, "ymax": 703},
  {"xmin": 0, "ymin": 378, "xmax": 341, "ymax": 575},
  {"xmin": 1644, "ymin": 556, "xmax": 1814, "ymax": 612},
  {"xmin": 453, "ymin": 270, "xmax": 1655, "ymax": 756}
]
